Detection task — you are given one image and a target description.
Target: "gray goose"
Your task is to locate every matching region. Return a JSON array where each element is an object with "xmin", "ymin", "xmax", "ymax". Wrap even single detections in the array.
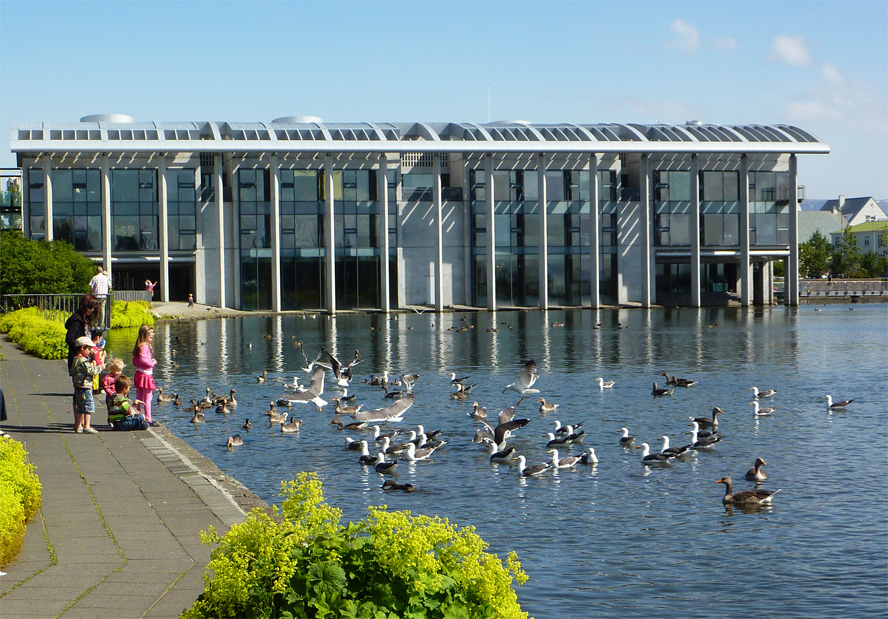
[
  {"xmin": 716, "ymin": 476, "xmax": 780, "ymax": 505},
  {"xmin": 745, "ymin": 458, "xmax": 768, "ymax": 482},
  {"xmin": 690, "ymin": 407, "xmax": 722, "ymax": 429}
]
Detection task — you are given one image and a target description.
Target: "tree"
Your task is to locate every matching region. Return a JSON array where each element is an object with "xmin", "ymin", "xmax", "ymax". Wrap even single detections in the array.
[
  {"xmin": 0, "ymin": 230, "xmax": 95, "ymax": 295},
  {"xmin": 799, "ymin": 230, "xmax": 833, "ymax": 278},
  {"xmin": 830, "ymin": 228, "xmax": 862, "ymax": 277},
  {"xmin": 860, "ymin": 251, "xmax": 888, "ymax": 278}
]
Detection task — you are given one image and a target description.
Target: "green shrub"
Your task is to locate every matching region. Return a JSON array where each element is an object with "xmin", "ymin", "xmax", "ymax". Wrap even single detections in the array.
[
  {"xmin": 0, "ymin": 438, "xmax": 43, "ymax": 567},
  {"xmin": 0, "ymin": 307, "xmax": 67, "ymax": 360},
  {"xmin": 182, "ymin": 473, "xmax": 528, "ymax": 619},
  {"xmin": 110, "ymin": 301, "xmax": 155, "ymax": 328},
  {"xmin": 0, "ymin": 229, "xmax": 95, "ymax": 295}
]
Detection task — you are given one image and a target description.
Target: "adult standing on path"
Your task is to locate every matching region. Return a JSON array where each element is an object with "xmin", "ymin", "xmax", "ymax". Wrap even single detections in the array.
[
  {"xmin": 89, "ymin": 265, "xmax": 111, "ymax": 327},
  {"xmin": 64, "ymin": 294, "xmax": 99, "ymax": 372}
]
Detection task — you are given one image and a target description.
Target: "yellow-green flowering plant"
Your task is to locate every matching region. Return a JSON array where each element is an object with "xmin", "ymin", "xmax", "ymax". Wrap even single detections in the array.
[{"xmin": 182, "ymin": 472, "xmax": 528, "ymax": 619}]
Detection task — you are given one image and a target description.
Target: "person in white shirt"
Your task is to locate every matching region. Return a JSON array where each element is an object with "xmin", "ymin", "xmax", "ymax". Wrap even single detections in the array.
[{"xmin": 89, "ymin": 266, "xmax": 111, "ymax": 327}]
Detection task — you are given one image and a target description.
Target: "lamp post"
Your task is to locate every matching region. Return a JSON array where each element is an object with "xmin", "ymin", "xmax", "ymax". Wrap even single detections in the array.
[{"xmin": 866, "ymin": 215, "xmax": 878, "ymax": 256}]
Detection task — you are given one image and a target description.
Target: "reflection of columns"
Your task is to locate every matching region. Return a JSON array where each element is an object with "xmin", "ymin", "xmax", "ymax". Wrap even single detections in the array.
[
  {"xmin": 590, "ymin": 154, "xmax": 600, "ymax": 309},
  {"xmin": 325, "ymin": 154, "xmax": 336, "ymax": 314},
  {"xmin": 739, "ymin": 155, "xmax": 751, "ymax": 306},
  {"xmin": 379, "ymin": 154, "xmax": 390, "ymax": 313},
  {"xmin": 270, "ymin": 156, "xmax": 282, "ymax": 312},
  {"xmin": 158, "ymin": 157, "xmax": 170, "ymax": 302},
  {"xmin": 640, "ymin": 154, "xmax": 652, "ymax": 308},
  {"xmin": 788, "ymin": 154, "xmax": 799, "ymax": 306},
  {"xmin": 690, "ymin": 154, "xmax": 701, "ymax": 307},
  {"xmin": 485, "ymin": 154, "xmax": 496, "ymax": 309},
  {"xmin": 43, "ymin": 157, "xmax": 54, "ymax": 241},
  {"xmin": 215, "ymin": 156, "xmax": 226, "ymax": 308},
  {"xmin": 101, "ymin": 157, "xmax": 112, "ymax": 277},
  {"xmin": 538, "ymin": 153, "xmax": 548, "ymax": 310},
  {"xmin": 433, "ymin": 153, "xmax": 444, "ymax": 312}
]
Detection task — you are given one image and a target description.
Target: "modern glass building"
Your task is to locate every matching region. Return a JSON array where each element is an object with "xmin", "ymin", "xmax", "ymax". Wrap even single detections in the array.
[{"xmin": 10, "ymin": 116, "xmax": 828, "ymax": 311}]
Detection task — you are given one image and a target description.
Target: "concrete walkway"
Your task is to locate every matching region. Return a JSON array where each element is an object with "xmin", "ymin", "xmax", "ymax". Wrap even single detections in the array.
[{"xmin": 0, "ymin": 336, "xmax": 267, "ymax": 619}]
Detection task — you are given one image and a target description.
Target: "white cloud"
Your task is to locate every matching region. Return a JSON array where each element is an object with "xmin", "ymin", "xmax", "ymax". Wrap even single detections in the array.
[
  {"xmin": 710, "ymin": 36, "xmax": 739, "ymax": 52},
  {"xmin": 665, "ymin": 19, "xmax": 700, "ymax": 54},
  {"xmin": 786, "ymin": 63, "xmax": 887, "ymax": 133},
  {"xmin": 769, "ymin": 34, "xmax": 812, "ymax": 67}
]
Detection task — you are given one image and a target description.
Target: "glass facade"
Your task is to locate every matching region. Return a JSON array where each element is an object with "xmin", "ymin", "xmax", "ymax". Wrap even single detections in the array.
[
  {"xmin": 238, "ymin": 169, "xmax": 271, "ymax": 310},
  {"xmin": 167, "ymin": 169, "xmax": 196, "ymax": 251},
  {"xmin": 111, "ymin": 170, "xmax": 157, "ymax": 251},
  {"xmin": 700, "ymin": 171, "xmax": 739, "ymax": 246},
  {"xmin": 750, "ymin": 172, "xmax": 790, "ymax": 245},
  {"xmin": 654, "ymin": 170, "xmax": 692, "ymax": 246},
  {"xmin": 333, "ymin": 169, "xmax": 380, "ymax": 310},
  {"xmin": 281, "ymin": 170, "xmax": 324, "ymax": 310},
  {"xmin": 50, "ymin": 169, "xmax": 102, "ymax": 251},
  {"xmin": 27, "ymin": 168, "xmax": 45, "ymax": 239}
]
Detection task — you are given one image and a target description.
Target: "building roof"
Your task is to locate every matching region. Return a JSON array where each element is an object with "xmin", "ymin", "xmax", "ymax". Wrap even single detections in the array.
[
  {"xmin": 11, "ymin": 119, "xmax": 830, "ymax": 156},
  {"xmin": 798, "ymin": 211, "xmax": 843, "ymax": 242},
  {"xmin": 820, "ymin": 196, "xmax": 878, "ymax": 219},
  {"xmin": 840, "ymin": 219, "xmax": 888, "ymax": 234}
]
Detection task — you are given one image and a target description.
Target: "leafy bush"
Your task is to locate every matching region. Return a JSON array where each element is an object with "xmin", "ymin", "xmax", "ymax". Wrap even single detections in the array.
[
  {"xmin": 0, "ymin": 230, "xmax": 95, "ymax": 295},
  {"xmin": 110, "ymin": 301, "xmax": 155, "ymax": 328},
  {"xmin": 0, "ymin": 307, "xmax": 68, "ymax": 360},
  {"xmin": 182, "ymin": 473, "xmax": 528, "ymax": 619},
  {"xmin": 0, "ymin": 438, "xmax": 43, "ymax": 567}
]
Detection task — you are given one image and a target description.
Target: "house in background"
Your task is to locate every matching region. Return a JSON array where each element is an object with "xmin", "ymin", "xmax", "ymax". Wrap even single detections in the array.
[
  {"xmin": 831, "ymin": 219, "xmax": 888, "ymax": 256},
  {"xmin": 820, "ymin": 196, "xmax": 885, "ymax": 226}
]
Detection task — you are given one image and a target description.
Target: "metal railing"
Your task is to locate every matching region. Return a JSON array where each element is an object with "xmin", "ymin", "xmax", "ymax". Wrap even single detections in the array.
[
  {"xmin": 800, "ymin": 279, "xmax": 888, "ymax": 297},
  {"xmin": 1, "ymin": 290, "xmax": 153, "ymax": 328}
]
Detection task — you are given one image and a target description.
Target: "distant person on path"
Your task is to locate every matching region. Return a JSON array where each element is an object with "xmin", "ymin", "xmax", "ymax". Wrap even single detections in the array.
[
  {"xmin": 70, "ymin": 335, "xmax": 101, "ymax": 434},
  {"xmin": 102, "ymin": 358, "xmax": 125, "ymax": 412},
  {"xmin": 65, "ymin": 294, "xmax": 99, "ymax": 372},
  {"xmin": 132, "ymin": 325, "xmax": 158, "ymax": 425},
  {"xmin": 89, "ymin": 266, "xmax": 111, "ymax": 327},
  {"xmin": 188, "ymin": 293, "xmax": 194, "ymax": 308},
  {"xmin": 145, "ymin": 279, "xmax": 157, "ymax": 299},
  {"xmin": 108, "ymin": 375, "xmax": 149, "ymax": 431}
]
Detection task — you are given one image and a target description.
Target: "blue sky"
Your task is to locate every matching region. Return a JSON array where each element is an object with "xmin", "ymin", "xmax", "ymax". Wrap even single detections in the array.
[{"xmin": 1, "ymin": 0, "xmax": 885, "ymax": 199}]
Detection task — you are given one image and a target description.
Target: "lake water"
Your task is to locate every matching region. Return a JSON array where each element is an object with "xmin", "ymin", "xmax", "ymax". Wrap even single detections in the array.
[{"xmin": 105, "ymin": 304, "xmax": 888, "ymax": 618}]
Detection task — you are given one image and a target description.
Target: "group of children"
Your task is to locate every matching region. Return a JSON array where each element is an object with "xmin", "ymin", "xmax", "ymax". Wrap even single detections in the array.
[{"xmin": 69, "ymin": 324, "xmax": 158, "ymax": 433}]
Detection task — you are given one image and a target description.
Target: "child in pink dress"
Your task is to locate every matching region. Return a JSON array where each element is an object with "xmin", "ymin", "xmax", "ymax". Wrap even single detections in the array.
[{"xmin": 132, "ymin": 325, "xmax": 158, "ymax": 425}]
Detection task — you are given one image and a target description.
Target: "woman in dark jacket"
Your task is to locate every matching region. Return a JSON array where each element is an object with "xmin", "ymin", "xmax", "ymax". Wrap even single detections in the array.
[{"xmin": 65, "ymin": 294, "xmax": 99, "ymax": 371}]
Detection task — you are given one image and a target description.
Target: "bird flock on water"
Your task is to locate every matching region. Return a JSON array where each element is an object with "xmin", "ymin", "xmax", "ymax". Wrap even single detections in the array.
[{"xmin": 155, "ymin": 324, "xmax": 855, "ymax": 505}]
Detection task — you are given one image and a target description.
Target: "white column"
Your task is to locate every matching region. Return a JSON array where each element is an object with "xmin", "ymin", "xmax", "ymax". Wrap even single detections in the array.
[
  {"xmin": 690, "ymin": 154, "xmax": 701, "ymax": 307},
  {"xmin": 590, "ymin": 154, "xmax": 600, "ymax": 309},
  {"xmin": 739, "ymin": 155, "xmax": 751, "ymax": 306},
  {"xmin": 43, "ymin": 157, "xmax": 53, "ymax": 241},
  {"xmin": 378, "ymin": 154, "xmax": 391, "ymax": 313},
  {"xmin": 101, "ymin": 157, "xmax": 112, "ymax": 277},
  {"xmin": 788, "ymin": 154, "xmax": 799, "ymax": 306},
  {"xmin": 215, "ymin": 155, "xmax": 226, "ymax": 308},
  {"xmin": 325, "ymin": 154, "xmax": 336, "ymax": 314},
  {"xmin": 640, "ymin": 154, "xmax": 652, "ymax": 308},
  {"xmin": 538, "ymin": 153, "xmax": 549, "ymax": 310},
  {"xmin": 485, "ymin": 154, "xmax": 496, "ymax": 310},
  {"xmin": 433, "ymin": 153, "xmax": 444, "ymax": 312},
  {"xmin": 270, "ymin": 156, "xmax": 282, "ymax": 312},
  {"xmin": 158, "ymin": 157, "xmax": 170, "ymax": 302}
]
